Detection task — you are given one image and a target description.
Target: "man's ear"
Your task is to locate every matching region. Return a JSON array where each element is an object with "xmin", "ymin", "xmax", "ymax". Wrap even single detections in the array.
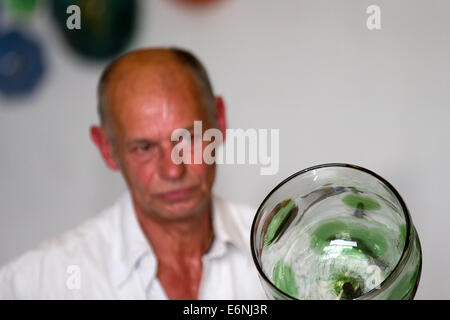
[
  {"xmin": 90, "ymin": 126, "xmax": 120, "ymax": 171},
  {"xmin": 215, "ymin": 96, "xmax": 226, "ymax": 141}
]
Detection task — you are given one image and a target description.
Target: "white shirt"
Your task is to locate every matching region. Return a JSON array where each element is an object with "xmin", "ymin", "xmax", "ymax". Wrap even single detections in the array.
[{"xmin": 0, "ymin": 192, "xmax": 267, "ymax": 299}]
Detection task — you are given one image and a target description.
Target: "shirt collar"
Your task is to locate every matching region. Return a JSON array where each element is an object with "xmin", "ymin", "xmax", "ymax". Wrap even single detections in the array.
[
  {"xmin": 111, "ymin": 192, "xmax": 247, "ymax": 287},
  {"xmin": 210, "ymin": 194, "xmax": 249, "ymax": 254},
  {"xmin": 111, "ymin": 191, "xmax": 153, "ymax": 287}
]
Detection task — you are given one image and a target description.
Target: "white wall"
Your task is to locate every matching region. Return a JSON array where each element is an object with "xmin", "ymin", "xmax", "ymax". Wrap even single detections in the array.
[{"xmin": 0, "ymin": 0, "xmax": 449, "ymax": 299}]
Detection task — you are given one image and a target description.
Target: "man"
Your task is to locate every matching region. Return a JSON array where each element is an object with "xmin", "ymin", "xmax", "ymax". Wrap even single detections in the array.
[{"xmin": 0, "ymin": 48, "xmax": 266, "ymax": 299}]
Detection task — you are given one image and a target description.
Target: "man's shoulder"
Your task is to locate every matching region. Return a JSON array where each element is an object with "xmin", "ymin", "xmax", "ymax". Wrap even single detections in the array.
[
  {"xmin": 0, "ymin": 195, "xmax": 125, "ymax": 299},
  {"xmin": 36, "ymin": 208, "xmax": 116, "ymax": 264},
  {"xmin": 215, "ymin": 195, "xmax": 256, "ymax": 227},
  {"xmin": 212, "ymin": 194, "xmax": 258, "ymax": 253},
  {"xmin": 213, "ymin": 194, "xmax": 257, "ymax": 226}
]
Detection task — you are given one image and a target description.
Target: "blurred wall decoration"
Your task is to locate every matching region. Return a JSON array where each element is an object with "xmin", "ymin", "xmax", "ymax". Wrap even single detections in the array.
[
  {"xmin": 50, "ymin": 0, "xmax": 138, "ymax": 60},
  {"xmin": 0, "ymin": 0, "xmax": 45, "ymax": 98},
  {"xmin": 3, "ymin": 0, "xmax": 40, "ymax": 19},
  {"xmin": 0, "ymin": 30, "xmax": 44, "ymax": 97}
]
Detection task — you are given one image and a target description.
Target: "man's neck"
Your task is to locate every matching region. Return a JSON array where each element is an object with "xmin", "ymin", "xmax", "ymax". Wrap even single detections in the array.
[
  {"xmin": 134, "ymin": 200, "xmax": 214, "ymax": 262},
  {"xmin": 133, "ymin": 199, "xmax": 215, "ymax": 299}
]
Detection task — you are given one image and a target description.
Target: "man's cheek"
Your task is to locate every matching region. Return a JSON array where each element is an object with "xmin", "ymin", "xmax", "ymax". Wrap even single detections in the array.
[
  {"xmin": 188, "ymin": 162, "xmax": 210, "ymax": 176},
  {"xmin": 189, "ymin": 163, "xmax": 215, "ymax": 189},
  {"xmin": 126, "ymin": 162, "xmax": 155, "ymax": 190}
]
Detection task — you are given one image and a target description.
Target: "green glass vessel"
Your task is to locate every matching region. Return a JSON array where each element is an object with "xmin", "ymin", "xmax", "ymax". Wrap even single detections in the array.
[{"xmin": 251, "ymin": 163, "xmax": 422, "ymax": 300}]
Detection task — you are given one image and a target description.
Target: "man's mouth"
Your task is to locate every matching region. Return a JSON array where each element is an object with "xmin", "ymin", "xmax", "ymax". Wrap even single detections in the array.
[{"xmin": 156, "ymin": 186, "xmax": 197, "ymax": 202}]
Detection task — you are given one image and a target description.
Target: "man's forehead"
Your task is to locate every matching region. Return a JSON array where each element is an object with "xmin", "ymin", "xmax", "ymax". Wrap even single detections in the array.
[
  {"xmin": 115, "ymin": 102, "xmax": 205, "ymax": 143},
  {"xmin": 107, "ymin": 52, "xmax": 194, "ymax": 93},
  {"xmin": 100, "ymin": 49, "xmax": 212, "ymax": 141},
  {"xmin": 108, "ymin": 68, "xmax": 203, "ymax": 118}
]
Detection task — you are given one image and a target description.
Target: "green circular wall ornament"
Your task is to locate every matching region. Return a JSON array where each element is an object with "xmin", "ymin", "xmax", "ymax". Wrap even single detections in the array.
[
  {"xmin": 51, "ymin": 0, "xmax": 138, "ymax": 60},
  {"xmin": 3, "ymin": 0, "xmax": 40, "ymax": 19}
]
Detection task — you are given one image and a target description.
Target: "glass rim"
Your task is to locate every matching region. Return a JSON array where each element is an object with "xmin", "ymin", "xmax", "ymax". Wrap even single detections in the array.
[{"xmin": 250, "ymin": 163, "xmax": 414, "ymax": 300}]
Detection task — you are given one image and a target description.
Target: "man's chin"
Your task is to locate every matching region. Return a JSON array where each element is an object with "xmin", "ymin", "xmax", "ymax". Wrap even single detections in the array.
[{"xmin": 152, "ymin": 194, "xmax": 209, "ymax": 221}]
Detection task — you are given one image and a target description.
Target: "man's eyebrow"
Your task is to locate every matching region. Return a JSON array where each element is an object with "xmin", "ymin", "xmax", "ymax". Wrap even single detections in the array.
[
  {"xmin": 125, "ymin": 125, "xmax": 197, "ymax": 147},
  {"xmin": 125, "ymin": 139, "xmax": 157, "ymax": 147},
  {"xmin": 172, "ymin": 125, "xmax": 197, "ymax": 134}
]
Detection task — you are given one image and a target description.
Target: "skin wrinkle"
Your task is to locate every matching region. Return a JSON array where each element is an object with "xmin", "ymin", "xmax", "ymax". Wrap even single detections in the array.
[{"xmin": 90, "ymin": 48, "xmax": 226, "ymax": 300}]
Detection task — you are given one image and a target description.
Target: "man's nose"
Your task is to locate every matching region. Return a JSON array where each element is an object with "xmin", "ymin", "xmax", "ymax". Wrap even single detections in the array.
[{"xmin": 158, "ymin": 141, "xmax": 186, "ymax": 181}]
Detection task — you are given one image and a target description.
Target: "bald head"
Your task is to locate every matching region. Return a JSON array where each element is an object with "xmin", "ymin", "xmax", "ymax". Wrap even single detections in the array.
[{"xmin": 97, "ymin": 48, "xmax": 216, "ymax": 139}]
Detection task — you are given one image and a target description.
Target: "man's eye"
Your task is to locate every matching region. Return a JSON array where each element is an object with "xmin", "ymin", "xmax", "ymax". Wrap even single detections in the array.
[{"xmin": 136, "ymin": 144, "xmax": 153, "ymax": 152}]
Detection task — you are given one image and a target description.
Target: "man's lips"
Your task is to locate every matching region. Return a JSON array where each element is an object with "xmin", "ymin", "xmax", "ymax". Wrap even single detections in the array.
[{"xmin": 156, "ymin": 186, "xmax": 197, "ymax": 202}]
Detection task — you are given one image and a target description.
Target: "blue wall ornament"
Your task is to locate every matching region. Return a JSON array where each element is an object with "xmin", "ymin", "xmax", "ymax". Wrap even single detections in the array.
[{"xmin": 0, "ymin": 29, "xmax": 45, "ymax": 97}]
